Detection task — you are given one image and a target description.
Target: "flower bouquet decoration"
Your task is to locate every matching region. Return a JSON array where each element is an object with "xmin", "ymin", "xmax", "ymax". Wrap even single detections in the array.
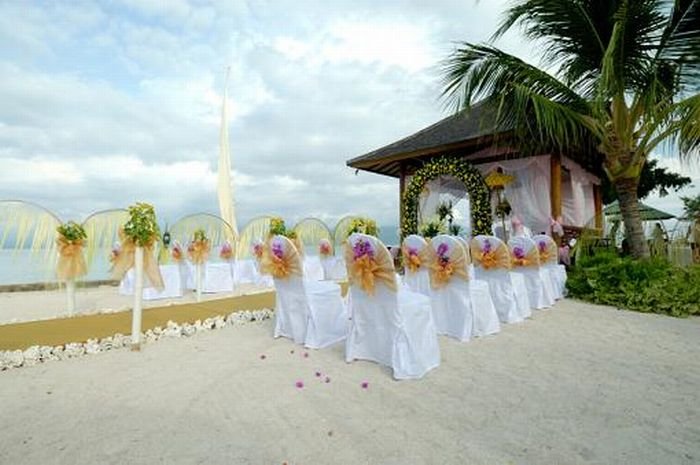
[
  {"xmin": 537, "ymin": 238, "xmax": 557, "ymax": 264},
  {"xmin": 252, "ymin": 240, "xmax": 264, "ymax": 261},
  {"xmin": 171, "ymin": 241, "xmax": 184, "ymax": 263},
  {"xmin": 511, "ymin": 244, "xmax": 539, "ymax": 267},
  {"xmin": 319, "ymin": 239, "xmax": 333, "ymax": 257},
  {"xmin": 485, "ymin": 168, "xmax": 515, "ymax": 241},
  {"xmin": 261, "ymin": 236, "xmax": 301, "ymax": 279},
  {"xmin": 219, "ymin": 241, "xmax": 234, "ymax": 261},
  {"xmin": 269, "ymin": 217, "xmax": 303, "ymax": 256},
  {"xmin": 344, "ymin": 236, "xmax": 396, "ymax": 295},
  {"xmin": 472, "ymin": 237, "xmax": 510, "ymax": 270},
  {"xmin": 187, "ymin": 229, "xmax": 211, "ymax": 265},
  {"xmin": 56, "ymin": 221, "xmax": 88, "ymax": 316},
  {"xmin": 56, "ymin": 221, "xmax": 88, "ymax": 281},
  {"xmin": 346, "ymin": 217, "xmax": 379, "ymax": 237},
  {"xmin": 430, "ymin": 241, "xmax": 468, "ymax": 289}
]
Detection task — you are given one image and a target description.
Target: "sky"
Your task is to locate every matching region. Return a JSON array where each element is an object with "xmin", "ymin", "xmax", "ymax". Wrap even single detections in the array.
[{"xmin": 0, "ymin": 0, "xmax": 698, "ymax": 231}]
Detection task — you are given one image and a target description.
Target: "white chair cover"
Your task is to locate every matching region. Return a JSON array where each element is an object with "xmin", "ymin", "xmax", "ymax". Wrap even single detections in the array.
[
  {"xmin": 401, "ymin": 235, "xmax": 431, "ymax": 296},
  {"xmin": 119, "ymin": 264, "xmax": 184, "ymax": 300},
  {"xmin": 453, "ymin": 236, "xmax": 501, "ymax": 337},
  {"xmin": 320, "ymin": 256, "xmax": 347, "ymax": 280},
  {"xmin": 303, "ymin": 256, "xmax": 325, "ymax": 281},
  {"xmin": 533, "ymin": 234, "xmax": 567, "ymax": 299},
  {"xmin": 202, "ymin": 262, "xmax": 234, "ymax": 293},
  {"xmin": 508, "ymin": 236, "xmax": 556, "ymax": 309},
  {"xmin": 345, "ymin": 233, "xmax": 439, "ymax": 380},
  {"xmin": 268, "ymin": 236, "xmax": 347, "ymax": 348},
  {"xmin": 470, "ymin": 235, "xmax": 531, "ymax": 323},
  {"xmin": 428, "ymin": 235, "xmax": 500, "ymax": 341}
]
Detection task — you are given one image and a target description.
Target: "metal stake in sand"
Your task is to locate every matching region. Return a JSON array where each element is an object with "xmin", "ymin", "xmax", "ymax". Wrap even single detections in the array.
[{"xmin": 131, "ymin": 246, "xmax": 144, "ymax": 351}]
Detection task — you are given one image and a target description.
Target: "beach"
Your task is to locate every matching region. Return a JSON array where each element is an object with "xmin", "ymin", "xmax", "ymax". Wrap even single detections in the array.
[{"xmin": 1, "ymin": 299, "xmax": 698, "ymax": 465}]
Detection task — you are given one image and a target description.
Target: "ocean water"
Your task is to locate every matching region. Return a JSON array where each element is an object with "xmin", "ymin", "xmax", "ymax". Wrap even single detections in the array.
[{"xmin": 0, "ymin": 249, "xmax": 112, "ymax": 286}]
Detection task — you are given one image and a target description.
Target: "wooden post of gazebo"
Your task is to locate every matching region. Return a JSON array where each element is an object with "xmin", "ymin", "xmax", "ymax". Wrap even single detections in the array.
[
  {"xmin": 399, "ymin": 163, "xmax": 407, "ymax": 239},
  {"xmin": 593, "ymin": 184, "xmax": 603, "ymax": 230},
  {"xmin": 550, "ymin": 153, "xmax": 562, "ymax": 244}
]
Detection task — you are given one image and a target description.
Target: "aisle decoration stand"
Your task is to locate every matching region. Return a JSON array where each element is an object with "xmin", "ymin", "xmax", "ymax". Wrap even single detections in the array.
[
  {"xmin": 485, "ymin": 168, "xmax": 515, "ymax": 242},
  {"xmin": 111, "ymin": 203, "xmax": 164, "ymax": 350},
  {"xmin": 187, "ymin": 229, "xmax": 211, "ymax": 302},
  {"xmin": 56, "ymin": 221, "xmax": 88, "ymax": 316}
]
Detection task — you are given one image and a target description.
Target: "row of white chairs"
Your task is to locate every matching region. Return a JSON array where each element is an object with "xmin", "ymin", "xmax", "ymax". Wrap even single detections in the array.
[{"xmin": 266, "ymin": 232, "xmax": 566, "ymax": 380}]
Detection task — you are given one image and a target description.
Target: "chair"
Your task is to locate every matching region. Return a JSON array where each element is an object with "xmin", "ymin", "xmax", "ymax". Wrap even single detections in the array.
[
  {"xmin": 508, "ymin": 236, "xmax": 556, "ymax": 309},
  {"xmin": 264, "ymin": 235, "xmax": 347, "ymax": 349},
  {"xmin": 470, "ymin": 235, "xmax": 532, "ymax": 323},
  {"xmin": 401, "ymin": 234, "xmax": 432, "ymax": 296},
  {"xmin": 532, "ymin": 234, "xmax": 567, "ymax": 299},
  {"xmin": 427, "ymin": 235, "xmax": 500, "ymax": 341},
  {"xmin": 453, "ymin": 236, "xmax": 501, "ymax": 337},
  {"xmin": 344, "ymin": 233, "xmax": 440, "ymax": 380}
]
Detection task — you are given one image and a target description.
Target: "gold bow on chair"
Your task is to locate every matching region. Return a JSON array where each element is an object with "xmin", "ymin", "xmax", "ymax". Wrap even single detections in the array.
[
  {"xmin": 111, "ymin": 230, "xmax": 164, "ymax": 290},
  {"xmin": 430, "ymin": 244, "xmax": 468, "ymax": 289},
  {"xmin": 471, "ymin": 241, "xmax": 511, "ymax": 270},
  {"xmin": 344, "ymin": 239, "xmax": 397, "ymax": 295},
  {"xmin": 511, "ymin": 247, "xmax": 541, "ymax": 267},
  {"xmin": 56, "ymin": 237, "xmax": 87, "ymax": 281},
  {"xmin": 260, "ymin": 238, "xmax": 302, "ymax": 279},
  {"xmin": 401, "ymin": 245, "xmax": 435, "ymax": 274},
  {"xmin": 537, "ymin": 239, "xmax": 558, "ymax": 264}
]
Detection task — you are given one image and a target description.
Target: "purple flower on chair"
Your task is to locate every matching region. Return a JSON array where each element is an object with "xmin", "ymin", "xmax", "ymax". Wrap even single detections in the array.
[
  {"xmin": 271, "ymin": 240, "xmax": 284, "ymax": 259},
  {"xmin": 436, "ymin": 242, "xmax": 450, "ymax": 266},
  {"xmin": 482, "ymin": 239, "xmax": 492, "ymax": 253},
  {"xmin": 352, "ymin": 238, "xmax": 374, "ymax": 260},
  {"xmin": 513, "ymin": 246, "xmax": 525, "ymax": 260},
  {"xmin": 538, "ymin": 240, "xmax": 547, "ymax": 252},
  {"xmin": 407, "ymin": 246, "xmax": 418, "ymax": 257}
]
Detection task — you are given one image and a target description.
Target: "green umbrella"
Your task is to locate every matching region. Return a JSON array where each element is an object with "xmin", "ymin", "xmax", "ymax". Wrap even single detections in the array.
[{"xmin": 603, "ymin": 200, "xmax": 676, "ymax": 221}]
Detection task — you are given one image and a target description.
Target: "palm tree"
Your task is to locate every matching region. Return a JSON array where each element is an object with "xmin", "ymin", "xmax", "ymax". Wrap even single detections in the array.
[{"xmin": 442, "ymin": 0, "xmax": 700, "ymax": 258}]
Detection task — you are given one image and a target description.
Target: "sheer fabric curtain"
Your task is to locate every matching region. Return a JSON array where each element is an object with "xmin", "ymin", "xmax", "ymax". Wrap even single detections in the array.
[
  {"xmin": 477, "ymin": 156, "xmax": 552, "ymax": 235},
  {"xmin": 562, "ymin": 157, "xmax": 598, "ymax": 227}
]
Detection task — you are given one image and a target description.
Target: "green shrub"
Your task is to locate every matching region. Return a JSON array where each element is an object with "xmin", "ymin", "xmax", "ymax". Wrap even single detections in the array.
[{"xmin": 567, "ymin": 252, "xmax": 700, "ymax": 317}]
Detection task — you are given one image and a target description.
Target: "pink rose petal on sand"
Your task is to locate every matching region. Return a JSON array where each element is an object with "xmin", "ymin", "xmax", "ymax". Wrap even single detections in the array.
[
  {"xmin": 290, "ymin": 349, "xmax": 295, "ymax": 354},
  {"xmin": 315, "ymin": 371, "xmax": 322, "ymax": 377},
  {"xmin": 303, "ymin": 352, "xmax": 309, "ymax": 358},
  {"xmin": 295, "ymin": 381, "xmax": 304, "ymax": 389},
  {"xmin": 325, "ymin": 377, "xmax": 331, "ymax": 384},
  {"xmin": 259, "ymin": 354, "xmax": 266, "ymax": 360},
  {"xmin": 361, "ymin": 381, "xmax": 369, "ymax": 389}
]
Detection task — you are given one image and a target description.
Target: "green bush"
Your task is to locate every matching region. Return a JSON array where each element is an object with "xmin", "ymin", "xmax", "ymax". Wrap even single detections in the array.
[{"xmin": 567, "ymin": 252, "xmax": 700, "ymax": 317}]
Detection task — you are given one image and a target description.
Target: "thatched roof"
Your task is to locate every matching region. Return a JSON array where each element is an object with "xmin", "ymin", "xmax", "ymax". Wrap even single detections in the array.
[
  {"xmin": 347, "ymin": 102, "xmax": 505, "ymax": 177},
  {"xmin": 347, "ymin": 101, "xmax": 602, "ymax": 178}
]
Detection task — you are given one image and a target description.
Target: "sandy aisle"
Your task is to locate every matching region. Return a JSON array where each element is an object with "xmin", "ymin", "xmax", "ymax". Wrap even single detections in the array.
[
  {"xmin": 1, "ymin": 299, "xmax": 699, "ymax": 465},
  {"xmin": 0, "ymin": 284, "xmax": 267, "ymax": 325}
]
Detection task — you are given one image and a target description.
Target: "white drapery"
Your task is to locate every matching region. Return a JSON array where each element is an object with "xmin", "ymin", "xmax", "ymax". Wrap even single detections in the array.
[
  {"xmin": 417, "ymin": 176, "xmax": 471, "ymax": 235},
  {"xmin": 561, "ymin": 156, "xmax": 598, "ymax": 227},
  {"xmin": 477, "ymin": 156, "xmax": 552, "ymax": 235}
]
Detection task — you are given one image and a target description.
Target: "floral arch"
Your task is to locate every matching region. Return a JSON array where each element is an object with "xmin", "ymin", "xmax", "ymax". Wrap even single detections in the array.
[{"xmin": 401, "ymin": 157, "xmax": 492, "ymax": 237}]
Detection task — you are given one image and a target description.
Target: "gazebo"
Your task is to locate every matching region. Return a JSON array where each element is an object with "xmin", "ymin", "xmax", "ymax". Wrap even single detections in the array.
[{"xmin": 347, "ymin": 102, "xmax": 604, "ymax": 241}]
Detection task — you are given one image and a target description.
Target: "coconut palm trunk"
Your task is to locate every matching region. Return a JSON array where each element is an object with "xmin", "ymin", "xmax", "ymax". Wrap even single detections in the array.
[{"xmin": 614, "ymin": 177, "xmax": 648, "ymax": 257}]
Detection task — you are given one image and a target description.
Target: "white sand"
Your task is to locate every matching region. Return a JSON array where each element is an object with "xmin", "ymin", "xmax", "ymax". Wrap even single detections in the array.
[
  {"xmin": 1, "ymin": 300, "xmax": 699, "ymax": 465},
  {"xmin": 0, "ymin": 284, "xmax": 268, "ymax": 325}
]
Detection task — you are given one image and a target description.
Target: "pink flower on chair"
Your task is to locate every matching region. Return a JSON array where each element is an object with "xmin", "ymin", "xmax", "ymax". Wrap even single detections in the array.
[
  {"xmin": 319, "ymin": 239, "xmax": 332, "ymax": 257},
  {"xmin": 513, "ymin": 246, "xmax": 526, "ymax": 260},
  {"xmin": 219, "ymin": 241, "xmax": 233, "ymax": 260},
  {"xmin": 352, "ymin": 238, "xmax": 374, "ymax": 260},
  {"xmin": 482, "ymin": 239, "xmax": 492, "ymax": 253},
  {"xmin": 252, "ymin": 242, "xmax": 264, "ymax": 259}
]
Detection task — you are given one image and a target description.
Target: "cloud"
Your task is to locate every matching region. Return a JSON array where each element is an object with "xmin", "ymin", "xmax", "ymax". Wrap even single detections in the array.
[{"xmin": 0, "ymin": 0, "xmax": 587, "ymax": 238}]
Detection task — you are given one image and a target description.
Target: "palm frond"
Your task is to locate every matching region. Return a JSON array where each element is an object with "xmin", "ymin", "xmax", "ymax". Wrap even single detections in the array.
[{"xmin": 657, "ymin": 0, "xmax": 700, "ymax": 92}]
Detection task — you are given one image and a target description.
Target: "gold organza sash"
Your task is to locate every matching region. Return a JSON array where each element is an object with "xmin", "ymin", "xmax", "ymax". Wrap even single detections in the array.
[
  {"xmin": 471, "ymin": 240, "xmax": 511, "ymax": 270},
  {"xmin": 260, "ymin": 238, "xmax": 302, "ymax": 279},
  {"xmin": 344, "ymin": 239, "xmax": 397, "ymax": 295},
  {"xmin": 111, "ymin": 230, "xmax": 164, "ymax": 290},
  {"xmin": 511, "ymin": 247, "xmax": 540, "ymax": 267},
  {"xmin": 537, "ymin": 239, "xmax": 558, "ymax": 264},
  {"xmin": 401, "ymin": 245, "xmax": 435, "ymax": 274},
  {"xmin": 56, "ymin": 237, "xmax": 87, "ymax": 280},
  {"xmin": 430, "ymin": 243, "xmax": 468, "ymax": 289},
  {"xmin": 188, "ymin": 239, "xmax": 210, "ymax": 265}
]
